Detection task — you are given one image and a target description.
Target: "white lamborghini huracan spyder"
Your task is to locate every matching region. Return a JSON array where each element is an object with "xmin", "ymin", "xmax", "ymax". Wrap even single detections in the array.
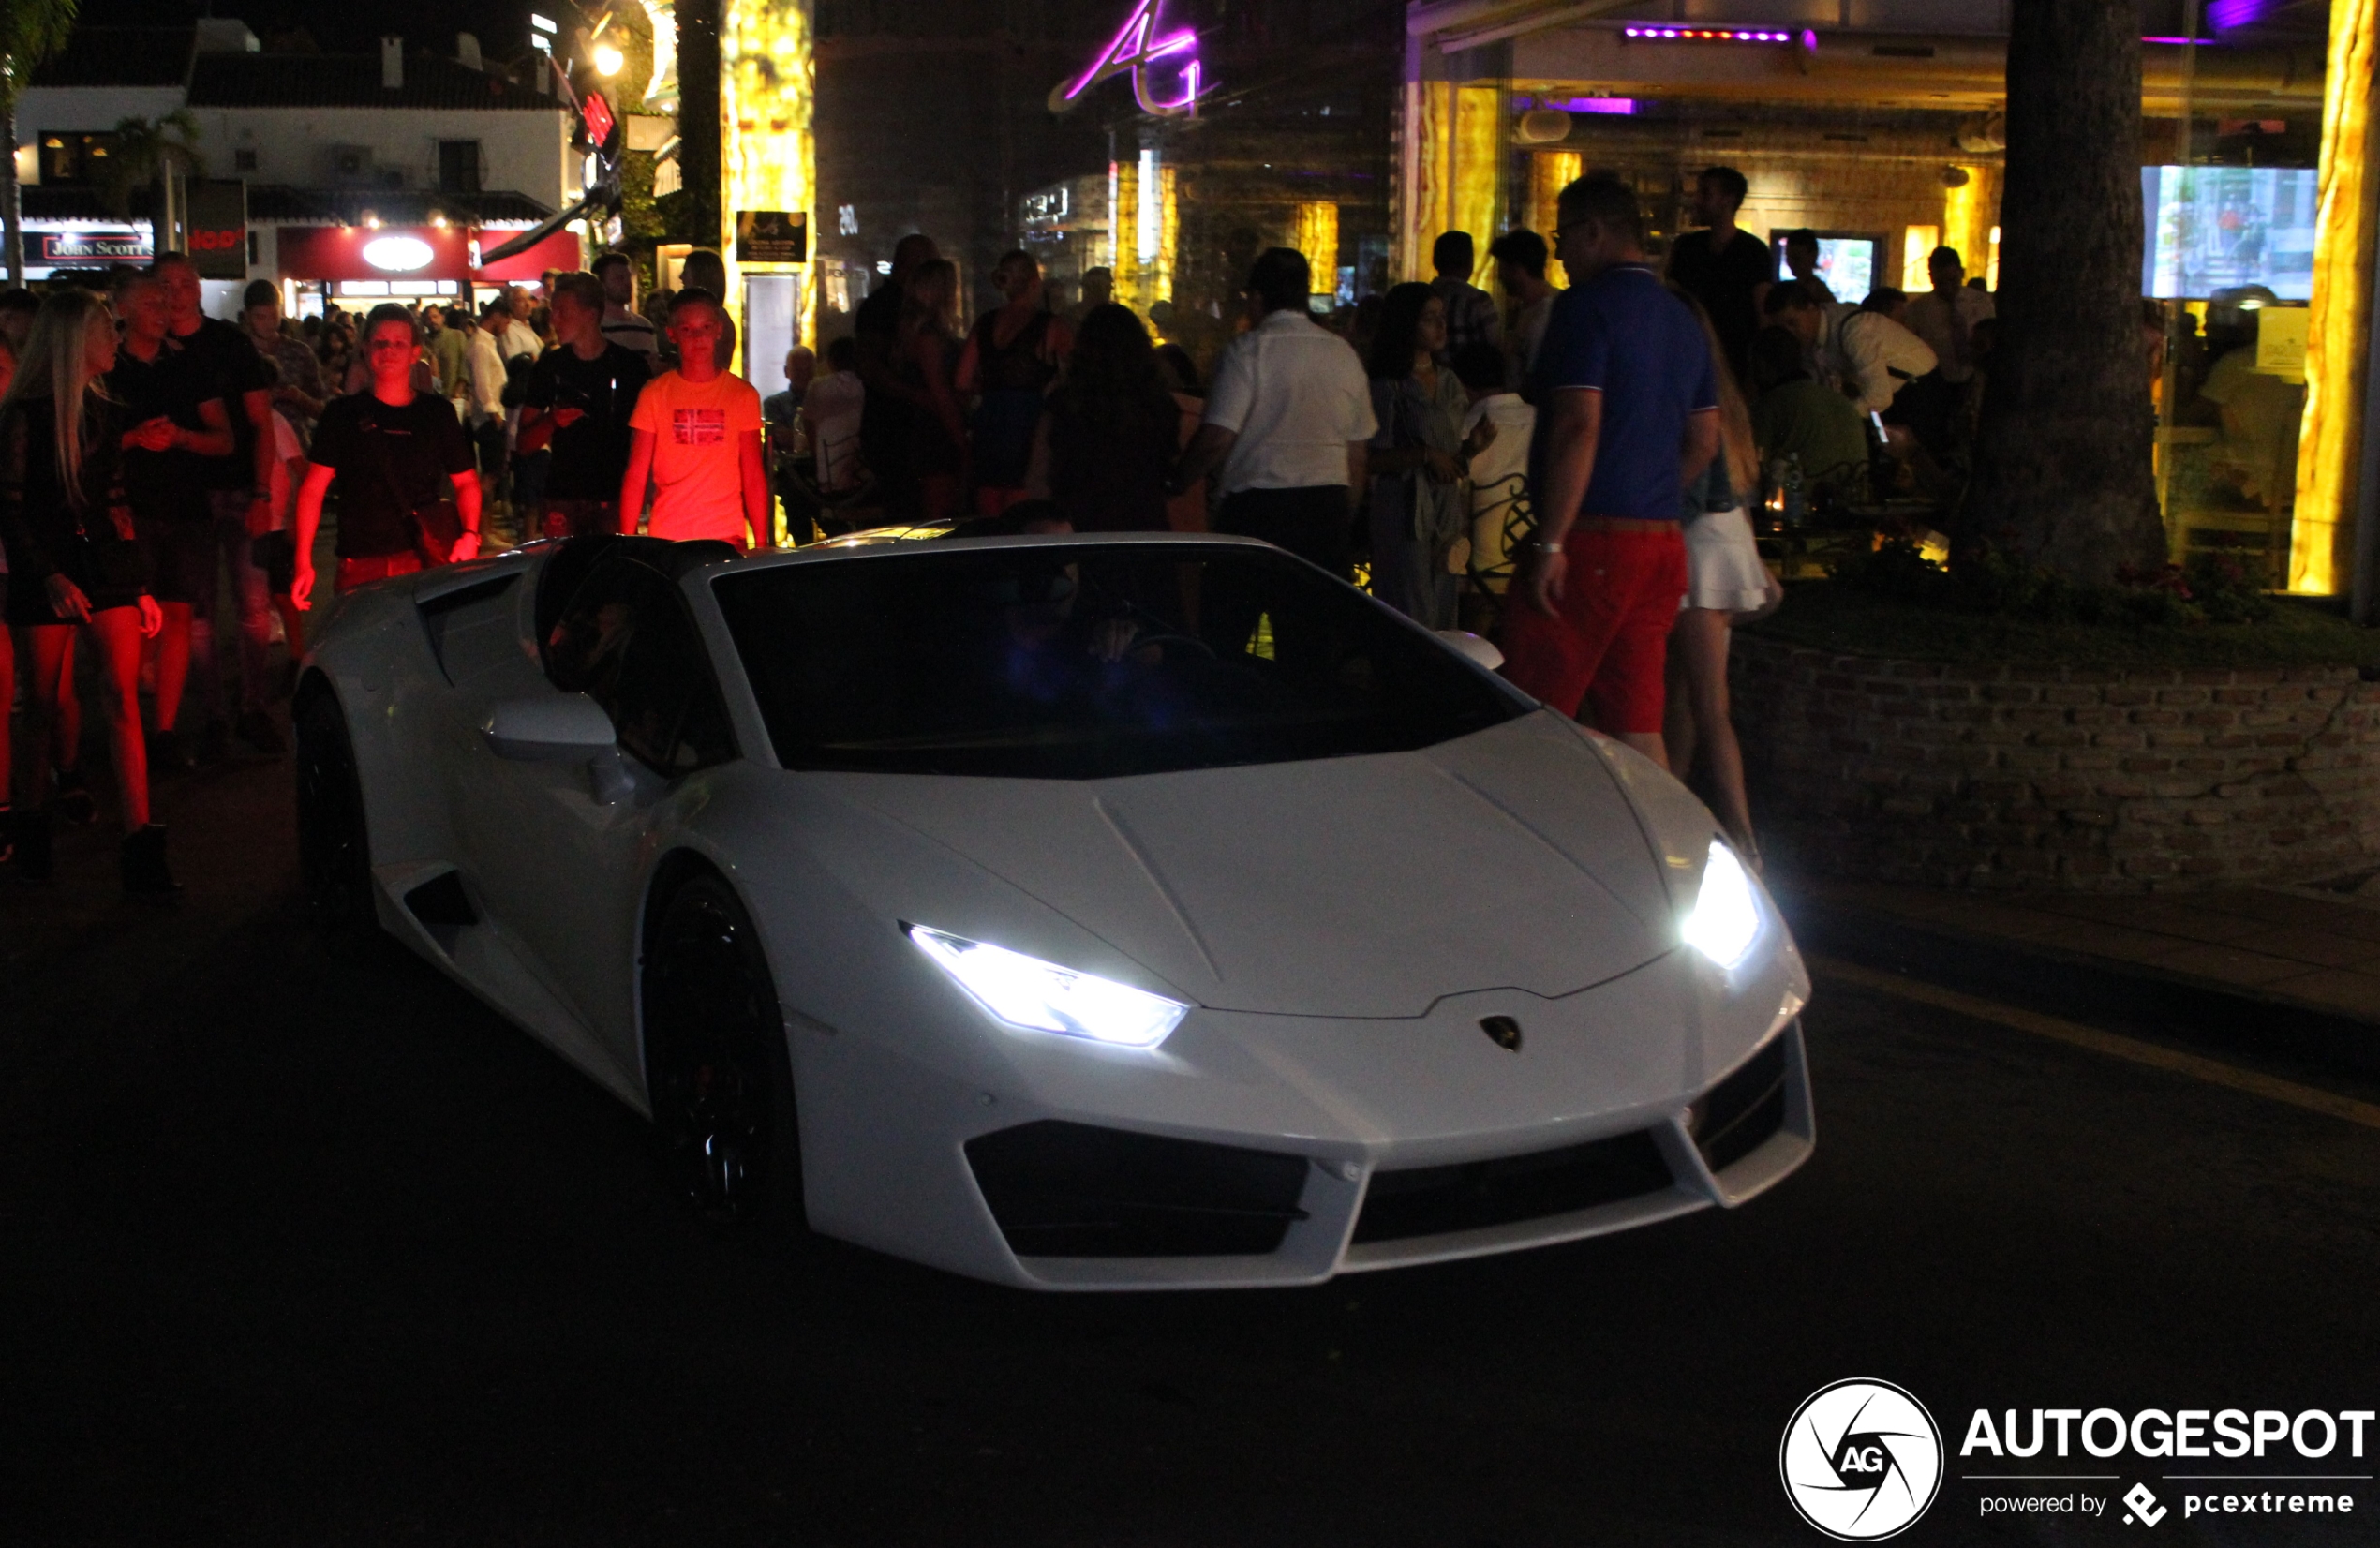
[{"xmin": 295, "ymin": 531, "xmax": 1811, "ymax": 1289}]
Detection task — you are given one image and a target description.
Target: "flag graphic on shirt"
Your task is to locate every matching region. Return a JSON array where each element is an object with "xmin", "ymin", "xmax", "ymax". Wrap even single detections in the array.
[{"xmin": 673, "ymin": 408, "xmax": 727, "ymax": 444}]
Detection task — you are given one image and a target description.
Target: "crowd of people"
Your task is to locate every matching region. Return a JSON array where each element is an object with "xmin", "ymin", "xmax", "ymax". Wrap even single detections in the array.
[
  {"xmin": 3, "ymin": 166, "xmax": 2016, "ymax": 894},
  {"xmin": 0, "ymin": 245, "xmax": 790, "ymax": 894}
]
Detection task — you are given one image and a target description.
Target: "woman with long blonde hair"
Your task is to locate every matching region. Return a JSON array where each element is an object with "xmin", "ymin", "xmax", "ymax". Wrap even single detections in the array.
[
  {"xmin": 1665, "ymin": 290, "xmax": 1779, "ymax": 868},
  {"xmin": 896, "ymin": 258, "xmax": 967, "ymax": 520},
  {"xmin": 0, "ymin": 288, "xmax": 171, "ymax": 889}
]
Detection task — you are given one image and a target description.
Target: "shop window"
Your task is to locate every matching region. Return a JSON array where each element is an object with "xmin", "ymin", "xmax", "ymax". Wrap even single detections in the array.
[
  {"xmin": 37, "ymin": 132, "xmax": 118, "ymax": 186},
  {"xmin": 439, "ymin": 141, "xmax": 483, "ymax": 195}
]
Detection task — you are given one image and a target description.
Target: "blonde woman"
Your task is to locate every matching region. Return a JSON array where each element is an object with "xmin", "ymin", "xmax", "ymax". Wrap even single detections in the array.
[
  {"xmin": 0, "ymin": 289, "xmax": 171, "ymax": 889},
  {"xmin": 897, "ymin": 258, "xmax": 968, "ymax": 521},
  {"xmin": 1666, "ymin": 295, "xmax": 1779, "ymax": 868}
]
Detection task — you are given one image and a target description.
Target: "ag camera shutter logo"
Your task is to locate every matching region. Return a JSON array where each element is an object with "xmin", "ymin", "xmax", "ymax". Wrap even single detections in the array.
[{"xmin": 1780, "ymin": 1378, "xmax": 1944, "ymax": 1540}]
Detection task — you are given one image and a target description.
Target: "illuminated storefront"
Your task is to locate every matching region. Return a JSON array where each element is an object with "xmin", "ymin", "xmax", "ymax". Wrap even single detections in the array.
[
  {"xmin": 1400, "ymin": 0, "xmax": 2370, "ymax": 596},
  {"xmin": 720, "ymin": 0, "xmax": 818, "ymax": 396},
  {"xmin": 272, "ymin": 221, "xmax": 582, "ymax": 315},
  {"xmin": 810, "ymin": 0, "xmax": 1395, "ymax": 363}
]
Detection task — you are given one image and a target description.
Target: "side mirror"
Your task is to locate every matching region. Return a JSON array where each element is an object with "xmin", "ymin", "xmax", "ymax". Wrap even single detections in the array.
[
  {"xmin": 482, "ymin": 694, "xmax": 618, "ymax": 760},
  {"xmin": 1436, "ymin": 630, "xmax": 1505, "ymax": 672}
]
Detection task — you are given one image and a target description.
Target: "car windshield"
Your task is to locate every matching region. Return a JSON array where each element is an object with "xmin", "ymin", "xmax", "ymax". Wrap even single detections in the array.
[{"xmin": 712, "ymin": 543, "xmax": 1524, "ymax": 780}]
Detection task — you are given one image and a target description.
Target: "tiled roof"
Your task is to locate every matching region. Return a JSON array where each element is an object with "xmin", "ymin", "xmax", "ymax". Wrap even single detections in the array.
[
  {"xmin": 22, "ymin": 186, "xmax": 123, "ymax": 221},
  {"xmin": 246, "ymin": 186, "xmax": 558, "ymax": 226},
  {"xmin": 187, "ymin": 52, "xmax": 562, "ymax": 111},
  {"xmin": 28, "ymin": 26, "xmax": 193, "ymax": 87},
  {"xmin": 22, "ymin": 185, "xmax": 557, "ymax": 227}
]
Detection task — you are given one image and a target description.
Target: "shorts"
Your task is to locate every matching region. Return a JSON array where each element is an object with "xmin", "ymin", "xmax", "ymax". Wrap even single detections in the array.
[
  {"xmin": 138, "ymin": 515, "xmax": 218, "ymax": 609},
  {"xmin": 1496, "ymin": 524, "xmax": 1688, "ymax": 736},
  {"xmin": 1681, "ymin": 505, "xmax": 1773, "ymax": 613},
  {"xmin": 335, "ymin": 551, "xmax": 425, "ymax": 593}
]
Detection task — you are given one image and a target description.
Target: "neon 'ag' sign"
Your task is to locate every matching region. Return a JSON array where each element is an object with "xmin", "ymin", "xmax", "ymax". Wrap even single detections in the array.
[{"xmin": 1050, "ymin": 0, "xmax": 1200, "ymax": 117}]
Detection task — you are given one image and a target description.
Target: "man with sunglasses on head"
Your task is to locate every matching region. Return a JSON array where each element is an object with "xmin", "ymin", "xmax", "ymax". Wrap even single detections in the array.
[{"xmin": 1502, "ymin": 174, "xmax": 1719, "ymax": 773}]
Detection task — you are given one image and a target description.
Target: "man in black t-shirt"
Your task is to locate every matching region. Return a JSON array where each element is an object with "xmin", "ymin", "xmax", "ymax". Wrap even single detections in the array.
[
  {"xmin": 1664, "ymin": 166, "xmax": 1775, "ymax": 384},
  {"xmin": 156, "ymin": 252, "xmax": 284, "ymax": 754},
  {"xmin": 292, "ymin": 305, "xmax": 482, "ymax": 607},
  {"xmin": 855, "ymin": 232, "xmax": 937, "ymax": 518},
  {"xmin": 518, "ymin": 272, "xmax": 649, "ymax": 538},
  {"xmin": 110, "ymin": 268, "xmax": 235, "ymax": 771}
]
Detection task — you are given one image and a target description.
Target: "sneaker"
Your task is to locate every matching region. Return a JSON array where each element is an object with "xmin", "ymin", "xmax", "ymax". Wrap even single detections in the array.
[
  {"xmin": 121, "ymin": 823, "xmax": 184, "ymax": 895},
  {"xmin": 197, "ymin": 719, "xmax": 231, "ymax": 765},
  {"xmin": 235, "ymin": 709, "xmax": 285, "ymax": 756},
  {"xmin": 148, "ymin": 727, "xmax": 196, "ymax": 772},
  {"xmin": 53, "ymin": 769, "xmax": 97, "ymax": 826}
]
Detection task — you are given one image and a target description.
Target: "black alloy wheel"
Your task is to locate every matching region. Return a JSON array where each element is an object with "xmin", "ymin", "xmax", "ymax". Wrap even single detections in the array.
[
  {"xmin": 642, "ymin": 874, "xmax": 803, "ymax": 1231},
  {"xmin": 294, "ymin": 689, "xmax": 379, "ymax": 947}
]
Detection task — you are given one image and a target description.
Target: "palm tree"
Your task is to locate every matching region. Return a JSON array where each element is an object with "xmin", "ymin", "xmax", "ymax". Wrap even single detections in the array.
[
  {"xmin": 98, "ymin": 108, "xmax": 204, "ymax": 242},
  {"xmin": 0, "ymin": 0, "xmax": 81, "ymax": 284}
]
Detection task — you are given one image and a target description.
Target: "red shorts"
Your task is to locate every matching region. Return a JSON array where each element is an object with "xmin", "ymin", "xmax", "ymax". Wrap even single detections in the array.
[
  {"xmin": 335, "ymin": 552, "xmax": 425, "ymax": 593},
  {"xmin": 1497, "ymin": 525, "xmax": 1688, "ymax": 735}
]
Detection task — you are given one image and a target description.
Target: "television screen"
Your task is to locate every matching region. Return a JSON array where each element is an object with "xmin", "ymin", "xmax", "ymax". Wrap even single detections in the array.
[
  {"xmin": 1771, "ymin": 233, "xmax": 1874, "ymax": 305},
  {"xmin": 2141, "ymin": 165, "xmax": 2318, "ymax": 301}
]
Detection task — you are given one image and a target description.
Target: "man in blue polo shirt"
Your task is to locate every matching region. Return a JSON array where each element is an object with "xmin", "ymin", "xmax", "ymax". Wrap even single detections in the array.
[{"xmin": 1504, "ymin": 173, "xmax": 1719, "ymax": 769}]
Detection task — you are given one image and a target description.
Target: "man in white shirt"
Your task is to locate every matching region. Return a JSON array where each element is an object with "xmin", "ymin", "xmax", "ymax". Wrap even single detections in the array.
[
  {"xmin": 462, "ymin": 303, "xmax": 512, "ymax": 499},
  {"xmin": 497, "ymin": 287, "xmax": 543, "ymax": 363},
  {"xmin": 1170, "ymin": 247, "xmax": 1375, "ymax": 574},
  {"xmin": 1900, "ymin": 246, "xmax": 1994, "ymax": 385},
  {"xmin": 1763, "ymin": 281, "xmax": 1936, "ymax": 415},
  {"xmin": 1169, "ymin": 248, "xmax": 1375, "ymax": 660}
]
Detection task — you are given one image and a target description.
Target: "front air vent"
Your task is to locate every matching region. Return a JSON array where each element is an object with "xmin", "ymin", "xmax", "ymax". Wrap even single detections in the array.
[
  {"xmin": 1353, "ymin": 1131, "xmax": 1673, "ymax": 1244},
  {"xmin": 417, "ymin": 573, "xmax": 518, "ymax": 683},
  {"xmin": 965, "ymin": 1121, "xmax": 1310, "ymax": 1258},
  {"xmin": 403, "ymin": 871, "xmax": 478, "ymax": 955},
  {"xmin": 1690, "ymin": 1033, "xmax": 1791, "ymax": 1173}
]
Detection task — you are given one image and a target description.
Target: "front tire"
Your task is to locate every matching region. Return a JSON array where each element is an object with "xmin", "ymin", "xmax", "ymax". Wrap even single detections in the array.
[{"xmin": 642, "ymin": 873, "xmax": 804, "ymax": 1230}]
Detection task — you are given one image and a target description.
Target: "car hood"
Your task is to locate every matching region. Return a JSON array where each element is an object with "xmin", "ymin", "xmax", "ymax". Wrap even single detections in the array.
[{"xmin": 821, "ymin": 712, "xmax": 1674, "ymax": 1019}]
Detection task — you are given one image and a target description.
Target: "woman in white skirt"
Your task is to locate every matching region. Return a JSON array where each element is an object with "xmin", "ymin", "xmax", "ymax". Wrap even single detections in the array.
[{"xmin": 1667, "ymin": 305, "xmax": 1780, "ymax": 868}]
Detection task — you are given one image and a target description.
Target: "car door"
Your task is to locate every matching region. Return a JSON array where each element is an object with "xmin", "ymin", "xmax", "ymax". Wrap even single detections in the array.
[{"xmin": 457, "ymin": 553, "xmax": 739, "ymax": 1079}]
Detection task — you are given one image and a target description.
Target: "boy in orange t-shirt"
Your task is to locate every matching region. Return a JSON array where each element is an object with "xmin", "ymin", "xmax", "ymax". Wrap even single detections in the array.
[{"xmin": 618, "ymin": 289, "xmax": 770, "ymax": 546}]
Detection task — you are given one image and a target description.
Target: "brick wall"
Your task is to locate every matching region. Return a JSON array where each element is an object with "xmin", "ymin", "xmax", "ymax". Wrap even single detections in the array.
[{"xmin": 1730, "ymin": 636, "xmax": 2380, "ymax": 891}]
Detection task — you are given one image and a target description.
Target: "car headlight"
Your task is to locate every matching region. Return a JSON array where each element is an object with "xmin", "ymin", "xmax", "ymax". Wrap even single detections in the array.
[
  {"xmin": 1681, "ymin": 839, "xmax": 1763, "ymax": 970},
  {"xmin": 905, "ymin": 924, "xmax": 1190, "ymax": 1049}
]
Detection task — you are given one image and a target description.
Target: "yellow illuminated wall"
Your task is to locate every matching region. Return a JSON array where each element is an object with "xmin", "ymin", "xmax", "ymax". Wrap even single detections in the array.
[
  {"xmin": 1109, "ymin": 154, "xmax": 1177, "ymax": 316},
  {"xmin": 2289, "ymin": 0, "xmax": 2376, "ymax": 596},
  {"xmin": 1398, "ymin": 82, "xmax": 1501, "ymax": 283},
  {"xmin": 1941, "ymin": 166, "xmax": 1997, "ymax": 284},
  {"xmin": 721, "ymin": 0, "xmax": 817, "ymax": 350},
  {"xmin": 1899, "ymin": 225, "xmax": 1940, "ymax": 292},
  {"xmin": 1295, "ymin": 201, "xmax": 1339, "ymax": 300},
  {"xmin": 1528, "ymin": 149, "xmax": 1581, "ymax": 289}
]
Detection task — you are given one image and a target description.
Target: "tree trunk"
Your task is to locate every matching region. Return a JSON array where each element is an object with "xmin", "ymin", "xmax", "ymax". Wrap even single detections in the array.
[
  {"xmin": 676, "ymin": 0, "xmax": 721, "ymax": 251},
  {"xmin": 1963, "ymin": 0, "xmax": 2165, "ymax": 584},
  {"xmin": 2, "ymin": 105, "xmax": 22, "ymax": 286}
]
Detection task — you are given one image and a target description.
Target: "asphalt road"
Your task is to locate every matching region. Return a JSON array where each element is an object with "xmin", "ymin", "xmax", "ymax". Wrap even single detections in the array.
[{"xmin": 4, "ymin": 754, "xmax": 2378, "ymax": 1547}]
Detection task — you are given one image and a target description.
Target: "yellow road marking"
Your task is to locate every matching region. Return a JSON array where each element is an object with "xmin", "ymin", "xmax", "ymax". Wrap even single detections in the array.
[{"xmin": 1811, "ymin": 955, "xmax": 2380, "ymax": 1133}]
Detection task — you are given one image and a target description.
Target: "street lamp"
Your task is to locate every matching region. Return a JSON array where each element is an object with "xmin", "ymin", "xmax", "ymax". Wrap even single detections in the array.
[{"xmin": 593, "ymin": 42, "xmax": 625, "ymax": 76}]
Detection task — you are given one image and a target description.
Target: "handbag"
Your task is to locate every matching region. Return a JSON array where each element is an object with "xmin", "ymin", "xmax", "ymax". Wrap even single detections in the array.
[{"xmin": 360, "ymin": 402, "xmax": 463, "ymax": 565}]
